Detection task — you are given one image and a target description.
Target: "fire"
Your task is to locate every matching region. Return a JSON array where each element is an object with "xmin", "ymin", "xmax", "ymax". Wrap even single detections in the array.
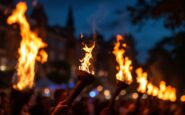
[
  {"xmin": 152, "ymin": 86, "xmax": 159, "ymax": 96},
  {"xmin": 79, "ymin": 42, "xmax": 95, "ymax": 75},
  {"xmin": 112, "ymin": 34, "xmax": 132, "ymax": 84},
  {"xmin": 158, "ymin": 81, "xmax": 166, "ymax": 99},
  {"xmin": 159, "ymin": 81, "xmax": 166, "ymax": 92},
  {"xmin": 147, "ymin": 83, "xmax": 153, "ymax": 95},
  {"xmin": 167, "ymin": 86, "xmax": 176, "ymax": 102},
  {"xmin": 7, "ymin": 2, "xmax": 48, "ymax": 90},
  {"xmin": 147, "ymin": 80, "xmax": 177, "ymax": 102},
  {"xmin": 136, "ymin": 67, "xmax": 148, "ymax": 93},
  {"xmin": 146, "ymin": 80, "xmax": 176, "ymax": 102},
  {"xmin": 146, "ymin": 83, "xmax": 159, "ymax": 96},
  {"xmin": 159, "ymin": 85, "xmax": 176, "ymax": 102}
]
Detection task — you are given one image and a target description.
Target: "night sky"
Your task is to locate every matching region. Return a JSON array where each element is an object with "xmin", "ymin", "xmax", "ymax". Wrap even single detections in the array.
[{"xmin": 23, "ymin": 0, "xmax": 172, "ymax": 63}]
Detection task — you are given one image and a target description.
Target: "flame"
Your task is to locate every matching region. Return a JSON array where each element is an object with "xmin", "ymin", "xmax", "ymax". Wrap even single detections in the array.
[
  {"xmin": 157, "ymin": 81, "xmax": 166, "ymax": 99},
  {"xmin": 7, "ymin": 2, "xmax": 48, "ymax": 90},
  {"xmin": 147, "ymin": 83, "xmax": 153, "ymax": 95},
  {"xmin": 167, "ymin": 86, "xmax": 176, "ymax": 102},
  {"xmin": 146, "ymin": 80, "xmax": 176, "ymax": 102},
  {"xmin": 159, "ymin": 85, "xmax": 176, "ymax": 102},
  {"xmin": 147, "ymin": 83, "xmax": 159, "ymax": 96},
  {"xmin": 159, "ymin": 81, "xmax": 166, "ymax": 92},
  {"xmin": 152, "ymin": 86, "xmax": 159, "ymax": 96},
  {"xmin": 79, "ymin": 42, "xmax": 95, "ymax": 75},
  {"xmin": 156, "ymin": 81, "xmax": 176, "ymax": 102},
  {"xmin": 136, "ymin": 67, "xmax": 148, "ymax": 93},
  {"xmin": 112, "ymin": 35, "xmax": 132, "ymax": 84}
]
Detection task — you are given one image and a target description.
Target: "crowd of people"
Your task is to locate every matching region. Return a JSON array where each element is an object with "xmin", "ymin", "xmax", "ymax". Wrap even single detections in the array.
[{"xmin": 0, "ymin": 88, "xmax": 185, "ymax": 115}]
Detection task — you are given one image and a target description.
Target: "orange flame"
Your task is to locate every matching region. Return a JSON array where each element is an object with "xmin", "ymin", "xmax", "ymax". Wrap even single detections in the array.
[
  {"xmin": 113, "ymin": 35, "xmax": 132, "ymax": 84},
  {"xmin": 147, "ymin": 83, "xmax": 153, "ymax": 95},
  {"xmin": 7, "ymin": 2, "xmax": 48, "ymax": 90},
  {"xmin": 158, "ymin": 81, "xmax": 166, "ymax": 99},
  {"xmin": 136, "ymin": 67, "xmax": 148, "ymax": 93},
  {"xmin": 158, "ymin": 83, "xmax": 176, "ymax": 102},
  {"xmin": 79, "ymin": 42, "xmax": 95, "ymax": 75},
  {"xmin": 167, "ymin": 86, "xmax": 176, "ymax": 102},
  {"xmin": 152, "ymin": 86, "xmax": 159, "ymax": 96},
  {"xmin": 146, "ymin": 83, "xmax": 159, "ymax": 96},
  {"xmin": 146, "ymin": 80, "xmax": 176, "ymax": 102},
  {"xmin": 159, "ymin": 81, "xmax": 166, "ymax": 92}
]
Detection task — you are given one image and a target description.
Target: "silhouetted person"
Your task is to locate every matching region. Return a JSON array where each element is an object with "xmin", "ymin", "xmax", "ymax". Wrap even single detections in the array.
[{"xmin": 30, "ymin": 95, "xmax": 50, "ymax": 115}]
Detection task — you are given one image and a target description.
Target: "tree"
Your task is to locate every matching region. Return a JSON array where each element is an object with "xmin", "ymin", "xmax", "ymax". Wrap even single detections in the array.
[
  {"xmin": 146, "ymin": 32, "xmax": 185, "ymax": 93},
  {"xmin": 127, "ymin": 0, "xmax": 185, "ymax": 92},
  {"xmin": 127, "ymin": 0, "xmax": 185, "ymax": 30}
]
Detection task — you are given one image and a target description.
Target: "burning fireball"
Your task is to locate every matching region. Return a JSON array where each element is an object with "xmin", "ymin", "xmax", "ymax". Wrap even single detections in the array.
[
  {"xmin": 7, "ymin": 2, "xmax": 48, "ymax": 90},
  {"xmin": 113, "ymin": 34, "xmax": 132, "ymax": 84}
]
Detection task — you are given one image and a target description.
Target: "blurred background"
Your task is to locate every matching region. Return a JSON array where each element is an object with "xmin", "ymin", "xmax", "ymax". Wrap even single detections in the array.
[{"xmin": 0, "ymin": 0, "xmax": 184, "ymax": 99}]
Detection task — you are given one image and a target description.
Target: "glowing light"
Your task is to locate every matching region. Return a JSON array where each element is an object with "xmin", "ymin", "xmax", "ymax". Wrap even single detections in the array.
[
  {"xmin": 97, "ymin": 85, "xmax": 103, "ymax": 92},
  {"xmin": 136, "ymin": 67, "xmax": 148, "ymax": 93},
  {"xmin": 132, "ymin": 92, "xmax": 138, "ymax": 99},
  {"xmin": 0, "ymin": 65, "xmax": 8, "ymax": 71},
  {"xmin": 112, "ymin": 34, "xmax": 132, "ymax": 84},
  {"xmin": 44, "ymin": 88, "xmax": 50, "ymax": 94},
  {"xmin": 43, "ymin": 88, "xmax": 50, "ymax": 97},
  {"xmin": 120, "ymin": 90, "xmax": 126, "ymax": 95},
  {"xmin": 152, "ymin": 86, "xmax": 159, "ymax": 96},
  {"xmin": 180, "ymin": 95, "xmax": 185, "ymax": 102},
  {"xmin": 7, "ymin": 2, "xmax": 48, "ymax": 90},
  {"xmin": 104, "ymin": 89, "xmax": 111, "ymax": 99},
  {"xmin": 160, "ymin": 81, "xmax": 166, "ymax": 92},
  {"xmin": 89, "ymin": 91, "xmax": 97, "ymax": 98},
  {"xmin": 104, "ymin": 89, "xmax": 110, "ymax": 96},
  {"xmin": 146, "ymin": 81, "xmax": 176, "ymax": 102},
  {"xmin": 147, "ymin": 83, "xmax": 153, "ymax": 95},
  {"xmin": 79, "ymin": 41, "xmax": 95, "ymax": 75}
]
